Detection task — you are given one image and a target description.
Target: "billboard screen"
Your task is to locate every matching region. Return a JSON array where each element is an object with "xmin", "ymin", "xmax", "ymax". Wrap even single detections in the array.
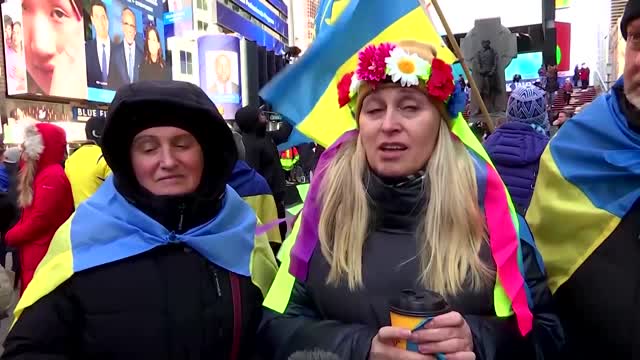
[
  {"xmin": 2, "ymin": 0, "xmax": 88, "ymax": 98},
  {"xmin": 1, "ymin": 0, "xmax": 169, "ymax": 103},
  {"xmin": 198, "ymin": 34, "xmax": 242, "ymax": 119},
  {"xmin": 556, "ymin": 22, "xmax": 572, "ymax": 72},
  {"xmin": 163, "ymin": 0, "xmax": 194, "ymax": 38},
  {"xmin": 84, "ymin": 0, "xmax": 170, "ymax": 103}
]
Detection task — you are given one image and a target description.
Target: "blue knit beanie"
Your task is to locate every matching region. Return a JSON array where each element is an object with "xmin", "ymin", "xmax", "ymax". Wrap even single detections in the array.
[{"xmin": 506, "ymin": 84, "xmax": 549, "ymax": 134}]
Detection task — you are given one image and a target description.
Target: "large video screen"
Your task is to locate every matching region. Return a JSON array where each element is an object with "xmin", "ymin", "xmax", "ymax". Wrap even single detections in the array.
[{"xmin": 1, "ymin": 0, "xmax": 169, "ymax": 103}]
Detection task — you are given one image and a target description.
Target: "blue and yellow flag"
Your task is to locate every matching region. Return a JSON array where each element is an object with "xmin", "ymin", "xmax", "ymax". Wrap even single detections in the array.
[
  {"xmin": 314, "ymin": 0, "xmax": 350, "ymax": 38},
  {"xmin": 229, "ymin": 160, "xmax": 282, "ymax": 243},
  {"xmin": 15, "ymin": 177, "xmax": 278, "ymax": 322},
  {"xmin": 260, "ymin": 0, "xmax": 456, "ymax": 149},
  {"xmin": 527, "ymin": 79, "xmax": 640, "ymax": 293}
]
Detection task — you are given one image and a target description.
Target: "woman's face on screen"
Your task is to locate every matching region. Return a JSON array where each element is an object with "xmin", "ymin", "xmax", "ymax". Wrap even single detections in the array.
[{"xmin": 21, "ymin": 0, "xmax": 84, "ymax": 94}]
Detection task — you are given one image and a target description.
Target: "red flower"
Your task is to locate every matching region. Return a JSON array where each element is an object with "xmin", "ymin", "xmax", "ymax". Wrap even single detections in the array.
[
  {"xmin": 427, "ymin": 58, "xmax": 455, "ymax": 102},
  {"xmin": 337, "ymin": 72, "xmax": 354, "ymax": 108},
  {"xmin": 356, "ymin": 43, "xmax": 395, "ymax": 83}
]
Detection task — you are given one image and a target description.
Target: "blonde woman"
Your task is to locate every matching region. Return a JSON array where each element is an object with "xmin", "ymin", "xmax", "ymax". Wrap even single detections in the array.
[{"xmin": 259, "ymin": 42, "xmax": 564, "ymax": 360}]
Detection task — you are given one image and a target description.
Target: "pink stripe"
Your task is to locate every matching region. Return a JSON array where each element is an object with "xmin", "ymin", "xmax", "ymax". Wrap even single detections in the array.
[
  {"xmin": 255, "ymin": 212, "xmax": 301, "ymax": 237},
  {"xmin": 485, "ymin": 163, "xmax": 533, "ymax": 335}
]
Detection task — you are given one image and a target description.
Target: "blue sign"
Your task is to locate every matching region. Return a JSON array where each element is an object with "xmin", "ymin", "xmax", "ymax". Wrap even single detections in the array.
[
  {"xmin": 265, "ymin": 0, "xmax": 288, "ymax": 15},
  {"xmin": 228, "ymin": 0, "xmax": 288, "ymax": 38},
  {"xmin": 217, "ymin": 3, "xmax": 285, "ymax": 54}
]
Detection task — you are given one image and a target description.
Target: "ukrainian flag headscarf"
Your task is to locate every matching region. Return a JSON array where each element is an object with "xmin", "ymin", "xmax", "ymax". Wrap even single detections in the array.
[
  {"xmin": 16, "ymin": 177, "xmax": 278, "ymax": 322},
  {"xmin": 264, "ymin": 40, "xmax": 536, "ymax": 336}
]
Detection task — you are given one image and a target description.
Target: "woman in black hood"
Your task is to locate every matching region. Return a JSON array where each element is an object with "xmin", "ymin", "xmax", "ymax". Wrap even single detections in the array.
[{"xmin": 3, "ymin": 81, "xmax": 277, "ymax": 360}]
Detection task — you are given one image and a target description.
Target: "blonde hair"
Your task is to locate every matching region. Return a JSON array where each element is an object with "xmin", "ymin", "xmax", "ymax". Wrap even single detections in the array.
[{"xmin": 318, "ymin": 116, "xmax": 493, "ymax": 296}]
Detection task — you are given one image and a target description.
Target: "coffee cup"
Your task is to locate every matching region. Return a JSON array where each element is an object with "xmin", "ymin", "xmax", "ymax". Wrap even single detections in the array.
[{"xmin": 390, "ymin": 289, "xmax": 451, "ymax": 358}]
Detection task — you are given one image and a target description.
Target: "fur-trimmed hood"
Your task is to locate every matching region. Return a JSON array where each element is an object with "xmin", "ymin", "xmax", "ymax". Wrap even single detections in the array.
[{"xmin": 18, "ymin": 123, "xmax": 67, "ymax": 207}]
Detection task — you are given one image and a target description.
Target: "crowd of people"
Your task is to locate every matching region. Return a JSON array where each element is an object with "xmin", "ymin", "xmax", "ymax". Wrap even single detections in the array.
[{"xmin": 0, "ymin": 1, "xmax": 638, "ymax": 359}]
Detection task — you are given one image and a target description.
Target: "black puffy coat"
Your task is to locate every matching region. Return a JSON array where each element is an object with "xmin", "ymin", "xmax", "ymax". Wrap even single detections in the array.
[
  {"xmin": 258, "ymin": 174, "xmax": 564, "ymax": 359},
  {"xmin": 3, "ymin": 244, "xmax": 264, "ymax": 360}
]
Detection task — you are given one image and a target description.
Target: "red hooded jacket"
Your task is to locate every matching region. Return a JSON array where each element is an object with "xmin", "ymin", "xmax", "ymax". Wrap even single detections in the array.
[{"xmin": 5, "ymin": 123, "xmax": 74, "ymax": 294}]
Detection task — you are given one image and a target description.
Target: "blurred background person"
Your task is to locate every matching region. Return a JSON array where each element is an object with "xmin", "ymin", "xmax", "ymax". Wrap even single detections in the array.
[
  {"xmin": 5, "ymin": 21, "xmax": 27, "ymax": 93},
  {"xmin": 235, "ymin": 106, "xmax": 288, "ymax": 241},
  {"xmin": 109, "ymin": 7, "xmax": 143, "ymax": 90},
  {"xmin": 140, "ymin": 25, "xmax": 170, "ymax": 81},
  {"xmin": 22, "ymin": 0, "xmax": 87, "ymax": 98},
  {"xmin": 553, "ymin": 110, "xmax": 572, "ymax": 127},
  {"xmin": 85, "ymin": 0, "xmax": 114, "ymax": 89},
  {"xmin": 484, "ymin": 85, "xmax": 550, "ymax": 215},
  {"xmin": 65, "ymin": 116, "xmax": 111, "ymax": 208},
  {"xmin": 5, "ymin": 124, "xmax": 73, "ymax": 295},
  {"xmin": 561, "ymin": 78, "xmax": 573, "ymax": 105},
  {"xmin": 579, "ymin": 63, "xmax": 590, "ymax": 89}
]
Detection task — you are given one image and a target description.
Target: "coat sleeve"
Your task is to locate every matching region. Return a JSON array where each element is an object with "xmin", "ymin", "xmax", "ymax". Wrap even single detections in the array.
[
  {"xmin": 2, "ymin": 282, "xmax": 79, "ymax": 359},
  {"xmin": 5, "ymin": 169, "xmax": 72, "ymax": 247},
  {"xmin": 258, "ymin": 281, "xmax": 378, "ymax": 360},
  {"xmin": 465, "ymin": 215, "xmax": 565, "ymax": 360},
  {"xmin": 0, "ymin": 192, "xmax": 18, "ymax": 234}
]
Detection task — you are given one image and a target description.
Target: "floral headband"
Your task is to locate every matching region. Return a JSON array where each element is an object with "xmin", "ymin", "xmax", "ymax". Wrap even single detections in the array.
[{"xmin": 337, "ymin": 43, "xmax": 466, "ymax": 118}]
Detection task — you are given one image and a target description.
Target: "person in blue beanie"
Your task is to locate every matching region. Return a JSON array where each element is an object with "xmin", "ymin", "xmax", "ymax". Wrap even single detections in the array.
[{"xmin": 484, "ymin": 84, "xmax": 550, "ymax": 215}]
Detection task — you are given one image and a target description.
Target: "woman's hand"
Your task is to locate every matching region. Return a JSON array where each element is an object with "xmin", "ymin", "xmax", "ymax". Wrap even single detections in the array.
[
  {"xmin": 369, "ymin": 327, "xmax": 434, "ymax": 360},
  {"xmin": 411, "ymin": 311, "xmax": 475, "ymax": 360}
]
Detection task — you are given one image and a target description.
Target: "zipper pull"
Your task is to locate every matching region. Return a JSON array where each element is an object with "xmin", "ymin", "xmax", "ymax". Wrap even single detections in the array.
[
  {"xmin": 177, "ymin": 203, "xmax": 186, "ymax": 232},
  {"xmin": 213, "ymin": 267, "xmax": 222, "ymax": 297}
]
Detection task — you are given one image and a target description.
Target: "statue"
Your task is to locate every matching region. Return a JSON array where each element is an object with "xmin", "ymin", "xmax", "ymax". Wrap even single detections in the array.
[
  {"xmin": 461, "ymin": 18, "xmax": 517, "ymax": 117},
  {"xmin": 475, "ymin": 40, "xmax": 499, "ymax": 112}
]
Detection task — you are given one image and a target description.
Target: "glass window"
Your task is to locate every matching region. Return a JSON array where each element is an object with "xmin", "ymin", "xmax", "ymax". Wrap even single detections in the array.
[{"xmin": 180, "ymin": 50, "xmax": 193, "ymax": 75}]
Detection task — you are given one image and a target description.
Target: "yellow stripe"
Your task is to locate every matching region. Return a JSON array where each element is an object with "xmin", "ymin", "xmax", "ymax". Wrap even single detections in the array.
[
  {"xmin": 298, "ymin": 7, "xmax": 456, "ymax": 148},
  {"xmin": 527, "ymin": 147, "xmax": 620, "ymax": 293},
  {"xmin": 243, "ymin": 194, "xmax": 282, "ymax": 244},
  {"xmin": 250, "ymin": 230, "xmax": 279, "ymax": 298},
  {"xmin": 263, "ymin": 214, "xmax": 301, "ymax": 312},
  {"xmin": 13, "ymin": 216, "xmax": 75, "ymax": 325}
]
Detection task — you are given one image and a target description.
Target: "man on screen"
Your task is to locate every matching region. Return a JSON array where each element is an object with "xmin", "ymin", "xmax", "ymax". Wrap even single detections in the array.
[
  {"xmin": 85, "ymin": 0, "xmax": 115, "ymax": 89},
  {"xmin": 109, "ymin": 7, "xmax": 143, "ymax": 90},
  {"xmin": 209, "ymin": 53, "xmax": 239, "ymax": 95}
]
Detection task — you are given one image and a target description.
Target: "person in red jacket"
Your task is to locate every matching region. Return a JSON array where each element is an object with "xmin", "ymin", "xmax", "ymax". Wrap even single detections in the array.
[{"xmin": 5, "ymin": 123, "xmax": 73, "ymax": 294}]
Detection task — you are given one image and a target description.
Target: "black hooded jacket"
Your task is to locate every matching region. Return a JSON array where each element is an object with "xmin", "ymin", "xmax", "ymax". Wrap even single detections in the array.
[
  {"xmin": 235, "ymin": 106, "xmax": 287, "ymax": 204},
  {"xmin": 2, "ymin": 81, "xmax": 271, "ymax": 360},
  {"xmin": 258, "ymin": 174, "xmax": 564, "ymax": 360}
]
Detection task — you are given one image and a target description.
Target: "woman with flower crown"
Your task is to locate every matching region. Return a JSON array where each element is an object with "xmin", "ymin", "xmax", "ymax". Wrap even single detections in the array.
[{"xmin": 259, "ymin": 41, "xmax": 564, "ymax": 360}]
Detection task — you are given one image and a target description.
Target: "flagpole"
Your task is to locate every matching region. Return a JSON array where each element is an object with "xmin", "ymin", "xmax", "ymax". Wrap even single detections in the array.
[{"xmin": 419, "ymin": 0, "xmax": 495, "ymax": 132}]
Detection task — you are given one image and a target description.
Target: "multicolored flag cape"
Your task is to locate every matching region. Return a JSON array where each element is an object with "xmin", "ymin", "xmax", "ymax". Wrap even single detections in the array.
[
  {"xmin": 527, "ymin": 79, "xmax": 640, "ymax": 293},
  {"xmin": 14, "ymin": 177, "xmax": 278, "ymax": 323},
  {"xmin": 264, "ymin": 114, "xmax": 538, "ymax": 336},
  {"xmin": 260, "ymin": 0, "xmax": 457, "ymax": 149},
  {"xmin": 229, "ymin": 160, "xmax": 282, "ymax": 244}
]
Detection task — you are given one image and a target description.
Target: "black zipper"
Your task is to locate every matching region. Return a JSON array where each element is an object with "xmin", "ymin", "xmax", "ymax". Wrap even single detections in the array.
[
  {"xmin": 177, "ymin": 203, "xmax": 186, "ymax": 232},
  {"xmin": 212, "ymin": 267, "xmax": 222, "ymax": 297}
]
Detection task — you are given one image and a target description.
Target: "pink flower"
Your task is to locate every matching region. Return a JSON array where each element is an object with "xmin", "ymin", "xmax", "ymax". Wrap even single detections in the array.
[{"xmin": 356, "ymin": 43, "xmax": 395, "ymax": 84}]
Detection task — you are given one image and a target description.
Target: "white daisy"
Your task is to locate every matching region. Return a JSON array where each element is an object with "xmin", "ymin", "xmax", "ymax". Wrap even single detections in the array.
[
  {"xmin": 385, "ymin": 47, "xmax": 430, "ymax": 87},
  {"xmin": 349, "ymin": 72, "xmax": 361, "ymax": 97}
]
